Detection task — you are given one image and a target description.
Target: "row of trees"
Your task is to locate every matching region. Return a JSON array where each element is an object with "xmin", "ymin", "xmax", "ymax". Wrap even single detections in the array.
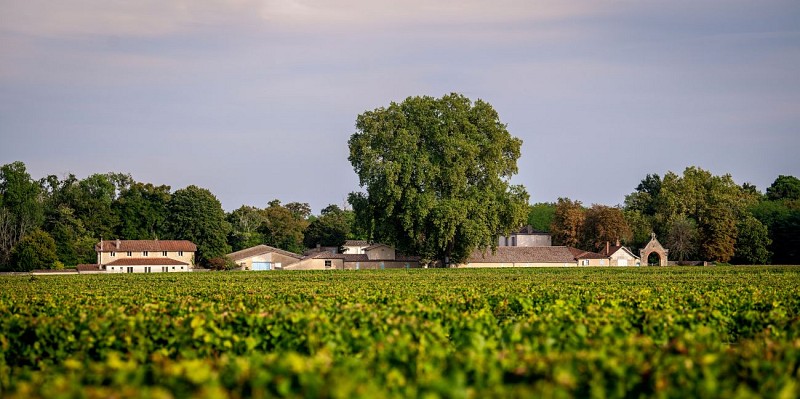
[
  {"xmin": 0, "ymin": 161, "xmax": 364, "ymax": 271},
  {"xmin": 535, "ymin": 169, "xmax": 799, "ymax": 264}
]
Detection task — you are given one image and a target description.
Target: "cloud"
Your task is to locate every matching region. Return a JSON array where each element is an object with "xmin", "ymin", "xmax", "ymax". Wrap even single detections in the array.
[{"xmin": 0, "ymin": 1, "xmax": 600, "ymax": 39}]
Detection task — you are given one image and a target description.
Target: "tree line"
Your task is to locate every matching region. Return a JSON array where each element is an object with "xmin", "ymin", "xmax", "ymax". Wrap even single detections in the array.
[
  {"xmin": 532, "ymin": 168, "xmax": 799, "ymax": 264},
  {"xmin": 0, "ymin": 161, "xmax": 364, "ymax": 271}
]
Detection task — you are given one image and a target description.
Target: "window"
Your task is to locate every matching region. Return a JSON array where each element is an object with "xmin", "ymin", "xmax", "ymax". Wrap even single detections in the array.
[
  {"xmin": 127, "ymin": 267, "xmax": 133, "ymax": 273},
  {"xmin": 511, "ymin": 236, "xmax": 517, "ymax": 246},
  {"xmin": 143, "ymin": 251, "xmax": 149, "ymax": 256},
  {"xmin": 162, "ymin": 251, "xmax": 167, "ymax": 257},
  {"xmin": 162, "ymin": 267, "xmax": 168, "ymax": 272},
  {"xmin": 111, "ymin": 252, "xmax": 116, "ymax": 257},
  {"xmin": 180, "ymin": 266, "xmax": 184, "ymax": 270},
  {"xmin": 127, "ymin": 251, "xmax": 131, "ymax": 256},
  {"xmin": 324, "ymin": 260, "xmax": 332, "ymax": 268},
  {"xmin": 178, "ymin": 251, "xmax": 183, "ymax": 256},
  {"xmin": 172, "ymin": 267, "xmax": 175, "ymax": 270}
]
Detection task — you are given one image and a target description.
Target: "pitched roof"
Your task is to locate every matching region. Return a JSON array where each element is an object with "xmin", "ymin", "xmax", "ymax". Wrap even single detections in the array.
[
  {"xmin": 96, "ymin": 240, "xmax": 196, "ymax": 252},
  {"xmin": 106, "ymin": 258, "xmax": 189, "ymax": 266},
  {"xmin": 76, "ymin": 264, "xmax": 101, "ymax": 272},
  {"xmin": 344, "ymin": 240, "xmax": 370, "ymax": 247},
  {"xmin": 467, "ymin": 246, "xmax": 579, "ymax": 264},
  {"xmin": 567, "ymin": 247, "xmax": 609, "ymax": 259},
  {"xmin": 227, "ymin": 245, "xmax": 302, "ymax": 262},
  {"xmin": 600, "ymin": 245, "xmax": 640, "ymax": 259},
  {"xmin": 305, "ymin": 252, "xmax": 346, "ymax": 260}
]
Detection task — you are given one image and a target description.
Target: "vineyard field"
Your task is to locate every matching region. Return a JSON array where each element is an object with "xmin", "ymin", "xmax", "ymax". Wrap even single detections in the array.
[{"xmin": 1, "ymin": 267, "xmax": 799, "ymax": 398}]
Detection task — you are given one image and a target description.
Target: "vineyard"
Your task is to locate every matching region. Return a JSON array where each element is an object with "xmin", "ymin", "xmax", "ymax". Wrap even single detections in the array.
[{"xmin": 1, "ymin": 267, "xmax": 799, "ymax": 398}]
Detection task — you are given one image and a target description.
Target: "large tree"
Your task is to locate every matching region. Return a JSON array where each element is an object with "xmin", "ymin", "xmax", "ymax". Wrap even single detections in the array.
[
  {"xmin": 581, "ymin": 205, "xmax": 632, "ymax": 251},
  {"xmin": 9, "ymin": 229, "xmax": 58, "ymax": 272},
  {"xmin": 113, "ymin": 182, "xmax": 171, "ymax": 240},
  {"xmin": 164, "ymin": 185, "xmax": 231, "ymax": 265},
  {"xmin": 303, "ymin": 204, "xmax": 351, "ymax": 250},
  {"xmin": 259, "ymin": 200, "xmax": 308, "ymax": 254},
  {"xmin": 0, "ymin": 162, "xmax": 44, "ymax": 266},
  {"xmin": 527, "ymin": 203, "xmax": 556, "ymax": 232},
  {"xmin": 226, "ymin": 205, "xmax": 267, "ymax": 252},
  {"xmin": 550, "ymin": 198, "xmax": 585, "ymax": 248},
  {"xmin": 348, "ymin": 93, "xmax": 529, "ymax": 265},
  {"xmin": 766, "ymin": 175, "xmax": 800, "ymax": 201}
]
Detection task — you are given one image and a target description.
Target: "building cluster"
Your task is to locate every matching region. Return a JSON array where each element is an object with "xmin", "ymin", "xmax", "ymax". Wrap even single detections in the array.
[{"xmin": 30, "ymin": 227, "xmax": 669, "ymax": 274}]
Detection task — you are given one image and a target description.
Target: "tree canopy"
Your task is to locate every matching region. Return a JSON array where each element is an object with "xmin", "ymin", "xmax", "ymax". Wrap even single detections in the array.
[
  {"xmin": 348, "ymin": 93, "xmax": 529, "ymax": 265},
  {"xmin": 164, "ymin": 185, "xmax": 231, "ymax": 265}
]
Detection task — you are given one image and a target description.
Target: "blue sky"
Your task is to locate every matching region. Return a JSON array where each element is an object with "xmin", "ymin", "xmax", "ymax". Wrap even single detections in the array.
[{"xmin": 1, "ymin": 1, "xmax": 798, "ymax": 213}]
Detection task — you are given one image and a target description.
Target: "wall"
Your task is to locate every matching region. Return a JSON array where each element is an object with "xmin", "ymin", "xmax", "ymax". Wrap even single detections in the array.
[
  {"xmin": 235, "ymin": 252, "xmax": 301, "ymax": 270},
  {"xmin": 105, "ymin": 264, "xmax": 189, "ymax": 273},
  {"xmin": 283, "ymin": 258, "xmax": 344, "ymax": 270},
  {"xmin": 98, "ymin": 251, "xmax": 194, "ymax": 267},
  {"xmin": 498, "ymin": 234, "xmax": 552, "ymax": 247},
  {"xmin": 459, "ymin": 262, "xmax": 578, "ymax": 268}
]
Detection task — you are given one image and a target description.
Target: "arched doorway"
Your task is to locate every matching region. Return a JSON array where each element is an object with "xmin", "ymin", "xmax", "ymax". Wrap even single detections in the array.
[{"xmin": 639, "ymin": 233, "xmax": 669, "ymax": 266}]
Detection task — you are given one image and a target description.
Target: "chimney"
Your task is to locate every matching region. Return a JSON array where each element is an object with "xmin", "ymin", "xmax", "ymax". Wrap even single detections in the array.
[
  {"xmin": 115, "ymin": 239, "xmax": 121, "ymax": 249},
  {"xmin": 605, "ymin": 241, "xmax": 609, "ymax": 255},
  {"xmin": 615, "ymin": 239, "xmax": 620, "ymax": 247}
]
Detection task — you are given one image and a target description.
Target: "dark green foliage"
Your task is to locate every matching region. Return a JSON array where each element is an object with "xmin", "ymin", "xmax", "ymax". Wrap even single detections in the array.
[
  {"xmin": 113, "ymin": 182, "xmax": 171, "ymax": 239},
  {"xmin": 766, "ymin": 175, "xmax": 800, "ymax": 201},
  {"xmin": 303, "ymin": 205, "xmax": 351, "ymax": 250},
  {"xmin": 164, "ymin": 185, "xmax": 231, "ymax": 265},
  {"xmin": 527, "ymin": 202, "xmax": 555, "ymax": 232},
  {"xmin": 348, "ymin": 93, "xmax": 529, "ymax": 265},
  {"xmin": 0, "ymin": 162, "xmax": 44, "ymax": 266},
  {"xmin": 9, "ymin": 229, "xmax": 57, "ymax": 271},
  {"xmin": 732, "ymin": 216, "xmax": 772, "ymax": 264}
]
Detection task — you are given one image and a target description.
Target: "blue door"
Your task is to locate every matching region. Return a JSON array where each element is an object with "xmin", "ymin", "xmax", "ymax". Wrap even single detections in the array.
[{"xmin": 252, "ymin": 262, "xmax": 271, "ymax": 271}]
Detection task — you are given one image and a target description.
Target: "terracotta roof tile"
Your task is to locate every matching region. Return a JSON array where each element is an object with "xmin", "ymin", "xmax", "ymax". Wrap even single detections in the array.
[
  {"xmin": 106, "ymin": 258, "xmax": 189, "ymax": 266},
  {"xmin": 76, "ymin": 264, "xmax": 101, "ymax": 272},
  {"xmin": 96, "ymin": 240, "xmax": 196, "ymax": 252}
]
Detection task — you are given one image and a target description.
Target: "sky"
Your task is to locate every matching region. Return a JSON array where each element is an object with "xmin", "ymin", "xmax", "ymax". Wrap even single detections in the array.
[{"xmin": 1, "ymin": 1, "xmax": 799, "ymax": 213}]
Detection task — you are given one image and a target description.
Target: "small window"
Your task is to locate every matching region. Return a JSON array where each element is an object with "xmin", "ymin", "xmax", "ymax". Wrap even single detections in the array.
[
  {"xmin": 143, "ymin": 251, "xmax": 149, "ymax": 256},
  {"xmin": 181, "ymin": 267, "xmax": 184, "ymax": 270},
  {"xmin": 111, "ymin": 252, "xmax": 116, "ymax": 257},
  {"xmin": 162, "ymin": 251, "xmax": 167, "ymax": 257},
  {"xmin": 178, "ymin": 251, "xmax": 183, "ymax": 256},
  {"xmin": 172, "ymin": 266, "xmax": 175, "ymax": 270},
  {"xmin": 511, "ymin": 236, "xmax": 517, "ymax": 246},
  {"xmin": 324, "ymin": 260, "xmax": 332, "ymax": 268},
  {"xmin": 127, "ymin": 251, "xmax": 132, "ymax": 256}
]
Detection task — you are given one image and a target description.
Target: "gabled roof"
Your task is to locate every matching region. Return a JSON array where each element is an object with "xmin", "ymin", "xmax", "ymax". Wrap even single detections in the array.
[
  {"xmin": 96, "ymin": 240, "xmax": 196, "ymax": 252},
  {"xmin": 601, "ymin": 245, "xmax": 640, "ymax": 259},
  {"xmin": 106, "ymin": 258, "xmax": 189, "ymax": 266},
  {"xmin": 227, "ymin": 245, "xmax": 303, "ymax": 262}
]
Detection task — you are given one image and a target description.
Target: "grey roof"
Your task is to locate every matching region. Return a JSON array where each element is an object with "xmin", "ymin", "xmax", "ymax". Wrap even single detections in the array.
[
  {"xmin": 467, "ymin": 246, "xmax": 584, "ymax": 263},
  {"xmin": 227, "ymin": 245, "xmax": 303, "ymax": 262}
]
